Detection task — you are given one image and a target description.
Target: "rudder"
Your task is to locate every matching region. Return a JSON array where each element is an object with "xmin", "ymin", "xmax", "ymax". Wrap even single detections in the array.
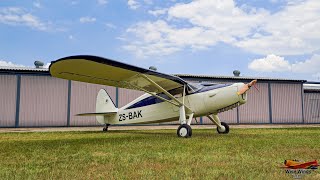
[{"xmin": 96, "ymin": 89, "xmax": 117, "ymax": 124}]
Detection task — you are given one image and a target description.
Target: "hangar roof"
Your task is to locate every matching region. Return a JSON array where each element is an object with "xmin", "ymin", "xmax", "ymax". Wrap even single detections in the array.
[{"xmin": 0, "ymin": 66, "xmax": 49, "ymax": 74}]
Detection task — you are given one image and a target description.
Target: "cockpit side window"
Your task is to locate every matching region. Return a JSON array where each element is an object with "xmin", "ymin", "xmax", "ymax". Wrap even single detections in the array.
[
  {"xmin": 126, "ymin": 86, "xmax": 185, "ymax": 109},
  {"xmin": 126, "ymin": 94, "xmax": 171, "ymax": 109},
  {"xmin": 168, "ymin": 87, "xmax": 183, "ymax": 98}
]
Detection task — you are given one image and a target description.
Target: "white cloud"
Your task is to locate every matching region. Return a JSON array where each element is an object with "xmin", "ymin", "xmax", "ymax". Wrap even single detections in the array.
[
  {"xmin": 128, "ymin": 0, "xmax": 140, "ymax": 10},
  {"xmin": 236, "ymin": 0, "xmax": 320, "ymax": 55},
  {"xmin": 248, "ymin": 54, "xmax": 291, "ymax": 72},
  {"xmin": 291, "ymin": 54, "xmax": 320, "ymax": 74},
  {"xmin": 248, "ymin": 54, "xmax": 320, "ymax": 76},
  {"xmin": 148, "ymin": 9, "xmax": 167, "ymax": 16},
  {"xmin": 124, "ymin": 20, "xmax": 220, "ymax": 57},
  {"xmin": 0, "ymin": 60, "xmax": 26, "ymax": 67},
  {"xmin": 123, "ymin": 0, "xmax": 320, "ymax": 57},
  {"xmin": 286, "ymin": 0, "xmax": 306, "ymax": 5},
  {"xmin": 0, "ymin": 7, "xmax": 50, "ymax": 31},
  {"xmin": 79, "ymin": 16, "xmax": 96, "ymax": 23},
  {"xmin": 97, "ymin": 0, "xmax": 107, "ymax": 5},
  {"xmin": 105, "ymin": 23, "xmax": 116, "ymax": 29}
]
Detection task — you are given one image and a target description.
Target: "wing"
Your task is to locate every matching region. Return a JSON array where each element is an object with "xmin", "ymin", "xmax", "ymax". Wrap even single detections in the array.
[{"xmin": 49, "ymin": 55, "xmax": 188, "ymax": 93}]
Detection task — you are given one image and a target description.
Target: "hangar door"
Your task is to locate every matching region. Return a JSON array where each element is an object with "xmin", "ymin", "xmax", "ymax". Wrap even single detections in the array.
[{"xmin": 304, "ymin": 93, "xmax": 320, "ymax": 123}]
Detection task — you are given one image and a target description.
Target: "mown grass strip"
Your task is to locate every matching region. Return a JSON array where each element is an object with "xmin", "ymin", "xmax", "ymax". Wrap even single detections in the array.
[{"xmin": 0, "ymin": 128, "xmax": 319, "ymax": 179}]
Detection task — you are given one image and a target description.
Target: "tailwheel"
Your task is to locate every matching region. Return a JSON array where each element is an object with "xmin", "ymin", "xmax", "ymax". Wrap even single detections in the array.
[
  {"xmin": 217, "ymin": 122, "xmax": 229, "ymax": 134},
  {"xmin": 177, "ymin": 124, "xmax": 192, "ymax": 138},
  {"xmin": 102, "ymin": 124, "xmax": 110, "ymax": 132}
]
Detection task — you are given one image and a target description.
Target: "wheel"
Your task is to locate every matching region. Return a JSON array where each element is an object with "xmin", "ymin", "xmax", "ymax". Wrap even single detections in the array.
[
  {"xmin": 217, "ymin": 122, "xmax": 229, "ymax": 134},
  {"xmin": 177, "ymin": 124, "xmax": 192, "ymax": 138},
  {"xmin": 102, "ymin": 124, "xmax": 109, "ymax": 132},
  {"xmin": 103, "ymin": 124, "xmax": 111, "ymax": 132}
]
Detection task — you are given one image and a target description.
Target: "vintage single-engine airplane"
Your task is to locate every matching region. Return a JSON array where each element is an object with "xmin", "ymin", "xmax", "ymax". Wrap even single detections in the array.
[{"xmin": 49, "ymin": 55, "xmax": 257, "ymax": 138}]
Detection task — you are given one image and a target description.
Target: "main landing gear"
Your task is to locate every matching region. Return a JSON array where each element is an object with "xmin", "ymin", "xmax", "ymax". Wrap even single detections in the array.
[
  {"xmin": 176, "ymin": 104, "xmax": 230, "ymax": 137},
  {"xmin": 102, "ymin": 124, "xmax": 110, "ymax": 132},
  {"xmin": 177, "ymin": 106, "xmax": 194, "ymax": 138}
]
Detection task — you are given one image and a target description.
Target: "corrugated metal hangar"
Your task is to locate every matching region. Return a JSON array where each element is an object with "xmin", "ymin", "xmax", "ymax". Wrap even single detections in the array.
[{"xmin": 0, "ymin": 66, "xmax": 319, "ymax": 127}]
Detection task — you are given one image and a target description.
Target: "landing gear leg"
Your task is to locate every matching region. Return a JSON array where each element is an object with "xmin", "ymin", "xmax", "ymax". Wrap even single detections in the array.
[
  {"xmin": 102, "ymin": 124, "xmax": 110, "ymax": 132},
  {"xmin": 177, "ymin": 106, "xmax": 192, "ymax": 138},
  {"xmin": 207, "ymin": 114, "xmax": 229, "ymax": 134}
]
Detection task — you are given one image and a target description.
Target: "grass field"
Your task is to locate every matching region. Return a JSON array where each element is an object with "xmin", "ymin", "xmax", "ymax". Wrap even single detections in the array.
[{"xmin": 0, "ymin": 128, "xmax": 319, "ymax": 179}]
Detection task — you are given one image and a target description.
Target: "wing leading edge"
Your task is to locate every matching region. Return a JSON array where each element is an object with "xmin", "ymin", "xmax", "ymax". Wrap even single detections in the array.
[{"xmin": 49, "ymin": 55, "xmax": 188, "ymax": 93}]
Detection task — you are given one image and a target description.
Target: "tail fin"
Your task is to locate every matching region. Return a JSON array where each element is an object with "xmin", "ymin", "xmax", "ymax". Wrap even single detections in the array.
[
  {"xmin": 76, "ymin": 89, "xmax": 118, "ymax": 124},
  {"xmin": 96, "ymin": 89, "xmax": 117, "ymax": 113},
  {"xmin": 95, "ymin": 89, "xmax": 117, "ymax": 124}
]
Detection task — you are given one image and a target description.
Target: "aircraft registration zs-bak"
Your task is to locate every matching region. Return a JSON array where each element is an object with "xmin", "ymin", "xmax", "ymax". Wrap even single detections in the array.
[{"xmin": 50, "ymin": 55, "xmax": 257, "ymax": 138}]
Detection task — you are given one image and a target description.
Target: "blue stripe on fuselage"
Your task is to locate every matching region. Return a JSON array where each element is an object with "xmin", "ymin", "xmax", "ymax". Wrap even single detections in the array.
[{"xmin": 125, "ymin": 83, "xmax": 232, "ymax": 109}]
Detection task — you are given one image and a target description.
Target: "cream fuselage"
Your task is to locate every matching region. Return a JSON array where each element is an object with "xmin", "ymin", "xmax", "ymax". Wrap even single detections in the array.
[{"xmin": 101, "ymin": 83, "xmax": 247, "ymax": 125}]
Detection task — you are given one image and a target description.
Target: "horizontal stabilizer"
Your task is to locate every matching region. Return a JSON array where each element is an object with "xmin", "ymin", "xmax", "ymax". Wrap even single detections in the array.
[{"xmin": 76, "ymin": 112, "xmax": 117, "ymax": 116}]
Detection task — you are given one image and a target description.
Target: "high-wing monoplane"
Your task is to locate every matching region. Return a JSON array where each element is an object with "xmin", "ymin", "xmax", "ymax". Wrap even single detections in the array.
[{"xmin": 50, "ymin": 55, "xmax": 257, "ymax": 137}]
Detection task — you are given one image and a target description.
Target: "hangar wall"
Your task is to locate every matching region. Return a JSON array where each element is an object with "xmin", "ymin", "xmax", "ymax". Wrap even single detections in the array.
[
  {"xmin": 304, "ymin": 92, "xmax": 320, "ymax": 123},
  {"xmin": 239, "ymin": 83, "xmax": 270, "ymax": 123},
  {"xmin": 19, "ymin": 76, "xmax": 68, "ymax": 127},
  {"xmin": 0, "ymin": 75, "xmax": 17, "ymax": 127},
  {"xmin": 0, "ymin": 72, "xmax": 319, "ymax": 127},
  {"xmin": 271, "ymin": 83, "xmax": 303, "ymax": 123}
]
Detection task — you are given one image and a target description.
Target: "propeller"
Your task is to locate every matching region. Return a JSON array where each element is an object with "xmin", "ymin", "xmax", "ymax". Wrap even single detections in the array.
[{"xmin": 237, "ymin": 79, "xmax": 258, "ymax": 95}]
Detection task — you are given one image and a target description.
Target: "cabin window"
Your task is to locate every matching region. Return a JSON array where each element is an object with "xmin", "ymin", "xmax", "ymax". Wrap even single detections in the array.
[
  {"xmin": 126, "ymin": 86, "xmax": 186, "ymax": 109},
  {"xmin": 126, "ymin": 93, "xmax": 170, "ymax": 109},
  {"xmin": 169, "ymin": 87, "xmax": 183, "ymax": 98}
]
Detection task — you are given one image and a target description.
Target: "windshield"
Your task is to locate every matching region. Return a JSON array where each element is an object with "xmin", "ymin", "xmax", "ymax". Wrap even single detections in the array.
[{"xmin": 187, "ymin": 82, "xmax": 203, "ymax": 93}]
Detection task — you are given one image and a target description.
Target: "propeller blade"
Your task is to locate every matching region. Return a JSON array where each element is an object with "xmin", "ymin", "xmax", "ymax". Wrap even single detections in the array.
[
  {"xmin": 253, "ymin": 84, "xmax": 260, "ymax": 92},
  {"xmin": 237, "ymin": 80, "xmax": 257, "ymax": 95},
  {"xmin": 237, "ymin": 84, "xmax": 249, "ymax": 95},
  {"xmin": 248, "ymin": 79, "xmax": 257, "ymax": 86}
]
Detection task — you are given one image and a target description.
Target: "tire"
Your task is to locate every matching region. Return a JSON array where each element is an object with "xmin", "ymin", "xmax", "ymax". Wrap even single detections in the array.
[
  {"xmin": 177, "ymin": 124, "xmax": 192, "ymax": 138},
  {"xmin": 217, "ymin": 122, "xmax": 229, "ymax": 134},
  {"xmin": 103, "ymin": 124, "xmax": 110, "ymax": 132}
]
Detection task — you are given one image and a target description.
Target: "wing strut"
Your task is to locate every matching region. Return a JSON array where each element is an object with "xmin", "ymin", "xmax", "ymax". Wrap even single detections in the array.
[
  {"xmin": 127, "ymin": 82, "xmax": 179, "ymax": 107},
  {"xmin": 139, "ymin": 74, "xmax": 192, "ymax": 113}
]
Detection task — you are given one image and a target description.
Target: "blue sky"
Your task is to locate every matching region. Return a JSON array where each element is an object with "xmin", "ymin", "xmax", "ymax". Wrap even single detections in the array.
[{"xmin": 1, "ymin": 0, "xmax": 320, "ymax": 81}]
